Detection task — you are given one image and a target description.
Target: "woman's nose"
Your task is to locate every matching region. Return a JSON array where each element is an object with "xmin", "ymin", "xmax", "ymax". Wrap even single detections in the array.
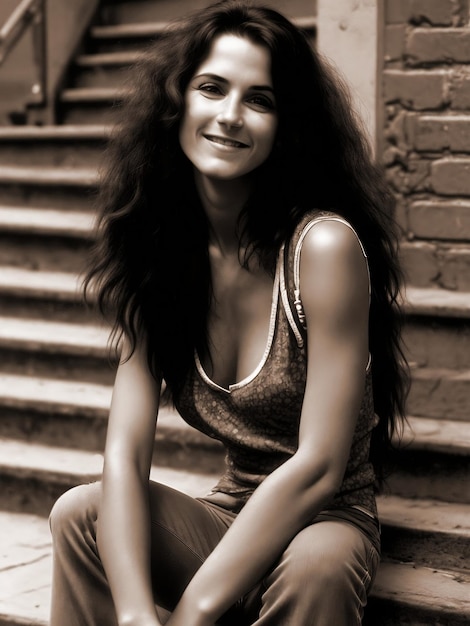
[{"xmin": 216, "ymin": 95, "xmax": 243, "ymax": 128}]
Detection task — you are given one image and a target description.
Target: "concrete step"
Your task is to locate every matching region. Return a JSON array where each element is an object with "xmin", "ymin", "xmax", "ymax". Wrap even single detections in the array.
[
  {"xmin": 59, "ymin": 87, "xmax": 128, "ymax": 124},
  {"xmin": 72, "ymin": 52, "xmax": 144, "ymax": 89},
  {"xmin": 389, "ymin": 417, "xmax": 470, "ymax": 503},
  {"xmin": 89, "ymin": 21, "xmax": 169, "ymax": 53},
  {"xmin": 403, "ymin": 286, "xmax": 470, "ymax": 369},
  {"xmin": 0, "ymin": 318, "xmax": 112, "ymax": 384},
  {"xmin": 0, "ymin": 126, "xmax": 109, "ymax": 168},
  {"xmin": 0, "ymin": 166, "xmax": 99, "ymax": 210},
  {"xmin": 0, "ymin": 267, "xmax": 93, "ymax": 323},
  {"xmin": 408, "ymin": 366, "xmax": 470, "ymax": 422},
  {"xmin": 0, "ymin": 487, "xmax": 469, "ymax": 626},
  {"xmin": 402, "ymin": 240, "xmax": 470, "ymax": 292},
  {"xmin": 364, "ymin": 561, "xmax": 470, "ymax": 626},
  {"xmin": 0, "ymin": 373, "xmax": 224, "ymax": 471},
  {"xmin": 0, "ymin": 370, "xmax": 468, "ymax": 499},
  {"xmin": 0, "ymin": 206, "xmax": 94, "ymax": 272},
  {"xmin": 378, "ymin": 494, "xmax": 470, "ymax": 571},
  {"xmin": 99, "ymin": 0, "xmax": 317, "ymax": 27}
]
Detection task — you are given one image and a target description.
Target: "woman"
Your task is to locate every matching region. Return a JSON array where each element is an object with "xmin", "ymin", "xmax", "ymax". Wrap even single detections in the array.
[{"xmin": 49, "ymin": 2, "xmax": 409, "ymax": 625}]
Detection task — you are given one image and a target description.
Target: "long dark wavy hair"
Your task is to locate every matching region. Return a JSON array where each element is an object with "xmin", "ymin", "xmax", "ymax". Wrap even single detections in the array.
[{"xmin": 85, "ymin": 0, "xmax": 409, "ymax": 484}]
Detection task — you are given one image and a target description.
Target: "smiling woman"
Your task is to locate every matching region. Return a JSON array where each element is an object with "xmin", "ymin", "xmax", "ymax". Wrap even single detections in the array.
[
  {"xmin": 179, "ymin": 35, "xmax": 278, "ymax": 184},
  {"xmin": 48, "ymin": 2, "xmax": 409, "ymax": 626}
]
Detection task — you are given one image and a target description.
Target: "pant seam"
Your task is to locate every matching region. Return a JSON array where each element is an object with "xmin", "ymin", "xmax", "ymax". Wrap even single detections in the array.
[{"xmin": 150, "ymin": 519, "xmax": 206, "ymax": 565}]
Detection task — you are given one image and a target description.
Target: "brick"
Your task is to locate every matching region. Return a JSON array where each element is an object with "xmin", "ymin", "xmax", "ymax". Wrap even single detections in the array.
[
  {"xmin": 409, "ymin": 0, "xmax": 456, "ymax": 25},
  {"xmin": 408, "ymin": 200, "xmax": 470, "ymax": 239},
  {"xmin": 440, "ymin": 247, "xmax": 470, "ymax": 290},
  {"xmin": 409, "ymin": 115, "xmax": 470, "ymax": 152},
  {"xmin": 385, "ymin": 0, "xmax": 409, "ymax": 24},
  {"xmin": 431, "ymin": 159, "xmax": 470, "ymax": 196},
  {"xmin": 450, "ymin": 69, "xmax": 470, "ymax": 109},
  {"xmin": 383, "ymin": 69, "xmax": 447, "ymax": 109},
  {"xmin": 400, "ymin": 241, "xmax": 439, "ymax": 286},
  {"xmin": 385, "ymin": 24, "xmax": 407, "ymax": 62},
  {"xmin": 407, "ymin": 28, "xmax": 470, "ymax": 65},
  {"xmin": 386, "ymin": 158, "xmax": 431, "ymax": 194}
]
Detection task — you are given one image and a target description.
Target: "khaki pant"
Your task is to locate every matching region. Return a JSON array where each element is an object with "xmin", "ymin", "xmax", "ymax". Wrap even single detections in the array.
[{"xmin": 49, "ymin": 481, "xmax": 380, "ymax": 625}]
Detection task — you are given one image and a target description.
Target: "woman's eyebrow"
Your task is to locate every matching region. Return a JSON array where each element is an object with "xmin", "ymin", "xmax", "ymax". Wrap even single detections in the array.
[{"xmin": 193, "ymin": 72, "xmax": 274, "ymax": 93}]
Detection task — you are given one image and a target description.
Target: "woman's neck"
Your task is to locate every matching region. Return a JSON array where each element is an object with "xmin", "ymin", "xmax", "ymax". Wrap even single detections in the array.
[{"xmin": 195, "ymin": 171, "xmax": 253, "ymax": 257}]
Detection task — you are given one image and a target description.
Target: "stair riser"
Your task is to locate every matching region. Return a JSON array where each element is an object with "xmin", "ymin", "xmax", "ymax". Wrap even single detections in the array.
[
  {"xmin": 0, "ymin": 296, "xmax": 94, "ymax": 325},
  {"xmin": 0, "ymin": 186, "xmax": 96, "ymax": 211},
  {"xmin": 387, "ymin": 449, "xmax": 470, "ymax": 503},
  {"xmin": 408, "ymin": 373, "xmax": 470, "ymax": 422},
  {"xmin": 364, "ymin": 598, "xmax": 470, "ymax": 626},
  {"xmin": 0, "ymin": 143, "xmax": 106, "ymax": 168},
  {"xmin": 72, "ymin": 65, "xmax": 136, "ymax": 89},
  {"xmin": 0, "ymin": 235, "xmax": 92, "ymax": 273},
  {"xmin": 90, "ymin": 36, "xmax": 159, "ymax": 54},
  {"xmin": 100, "ymin": 0, "xmax": 214, "ymax": 25},
  {"xmin": 404, "ymin": 318, "xmax": 470, "ymax": 369},
  {"xmin": 60, "ymin": 103, "xmax": 123, "ymax": 125},
  {"xmin": 0, "ymin": 407, "xmax": 225, "ymax": 474},
  {"xmin": 381, "ymin": 525, "xmax": 470, "ymax": 572},
  {"xmin": 401, "ymin": 243, "xmax": 470, "ymax": 292},
  {"xmin": 0, "ymin": 350, "xmax": 114, "ymax": 385}
]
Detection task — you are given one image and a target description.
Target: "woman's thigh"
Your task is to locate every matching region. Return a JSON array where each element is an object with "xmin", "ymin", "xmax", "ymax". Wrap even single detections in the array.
[{"xmin": 147, "ymin": 482, "xmax": 236, "ymax": 610}]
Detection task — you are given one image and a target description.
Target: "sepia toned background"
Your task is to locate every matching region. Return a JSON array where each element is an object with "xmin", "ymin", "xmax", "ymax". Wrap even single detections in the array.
[{"xmin": 0, "ymin": 1, "xmax": 469, "ymax": 624}]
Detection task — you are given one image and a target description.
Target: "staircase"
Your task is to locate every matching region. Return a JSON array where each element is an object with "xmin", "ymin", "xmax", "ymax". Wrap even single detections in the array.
[{"xmin": 0, "ymin": 1, "xmax": 469, "ymax": 625}]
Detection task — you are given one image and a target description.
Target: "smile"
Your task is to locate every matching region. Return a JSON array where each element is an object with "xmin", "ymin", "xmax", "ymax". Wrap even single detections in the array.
[{"xmin": 204, "ymin": 134, "xmax": 249, "ymax": 148}]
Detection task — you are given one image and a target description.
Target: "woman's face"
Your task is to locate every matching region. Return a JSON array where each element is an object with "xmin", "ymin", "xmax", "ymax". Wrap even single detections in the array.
[{"xmin": 179, "ymin": 34, "xmax": 278, "ymax": 184}]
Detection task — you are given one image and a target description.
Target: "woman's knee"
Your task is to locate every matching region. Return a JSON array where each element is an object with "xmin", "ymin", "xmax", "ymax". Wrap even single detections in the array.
[{"xmin": 49, "ymin": 482, "xmax": 101, "ymax": 541}]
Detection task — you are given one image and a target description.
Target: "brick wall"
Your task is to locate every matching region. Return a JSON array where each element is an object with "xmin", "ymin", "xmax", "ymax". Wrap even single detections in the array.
[{"xmin": 382, "ymin": 0, "xmax": 470, "ymax": 291}]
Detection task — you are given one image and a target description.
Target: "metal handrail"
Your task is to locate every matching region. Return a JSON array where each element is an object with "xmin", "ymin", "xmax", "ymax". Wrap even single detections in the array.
[
  {"xmin": 0, "ymin": 0, "xmax": 43, "ymax": 65},
  {"xmin": 0, "ymin": 0, "xmax": 46, "ymax": 115}
]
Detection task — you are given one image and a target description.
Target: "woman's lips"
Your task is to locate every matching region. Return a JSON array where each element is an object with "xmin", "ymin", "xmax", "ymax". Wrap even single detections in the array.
[{"xmin": 204, "ymin": 134, "xmax": 249, "ymax": 148}]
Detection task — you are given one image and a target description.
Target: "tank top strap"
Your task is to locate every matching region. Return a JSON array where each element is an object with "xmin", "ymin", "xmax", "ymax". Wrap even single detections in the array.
[{"xmin": 279, "ymin": 210, "xmax": 371, "ymax": 350}]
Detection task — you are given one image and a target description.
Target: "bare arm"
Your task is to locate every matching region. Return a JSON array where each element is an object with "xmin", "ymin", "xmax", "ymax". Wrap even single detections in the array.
[
  {"xmin": 167, "ymin": 220, "xmax": 370, "ymax": 626},
  {"xmin": 97, "ymin": 336, "xmax": 162, "ymax": 626}
]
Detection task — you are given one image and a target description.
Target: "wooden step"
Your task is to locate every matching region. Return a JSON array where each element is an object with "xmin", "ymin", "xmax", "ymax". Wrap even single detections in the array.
[
  {"xmin": 0, "ymin": 206, "xmax": 95, "ymax": 238},
  {"xmin": 0, "ymin": 126, "xmax": 109, "ymax": 168},
  {"xmin": 72, "ymin": 52, "xmax": 143, "ymax": 89}
]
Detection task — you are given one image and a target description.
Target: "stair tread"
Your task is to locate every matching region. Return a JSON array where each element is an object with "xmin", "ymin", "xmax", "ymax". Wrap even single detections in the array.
[
  {"xmin": 0, "ymin": 437, "xmax": 218, "ymax": 487},
  {"xmin": 0, "ymin": 317, "xmax": 109, "ymax": 356},
  {"xmin": 60, "ymin": 86, "xmax": 129, "ymax": 102},
  {"xmin": 0, "ymin": 267, "xmax": 82, "ymax": 299},
  {"xmin": 0, "ymin": 165, "xmax": 99, "ymax": 186},
  {"xmin": 377, "ymin": 494, "xmax": 470, "ymax": 536},
  {"xmin": 0, "ymin": 372, "xmax": 469, "ymax": 453},
  {"xmin": 0, "ymin": 206, "xmax": 95, "ymax": 237},
  {"xmin": 0, "ymin": 510, "xmax": 468, "ymax": 626},
  {"xmin": 0, "ymin": 125, "xmax": 110, "ymax": 141},
  {"xmin": 76, "ymin": 51, "xmax": 143, "ymax": 66},
  {"xmin": 405, "ymin": 286, "xmax": 470, "ymax": 318},
  {"xmin": 404, "ymin": 415, "xmax": 470, "ymax": 454},
  {"xmin": 90, "ymin": 15, "xmax": 316, "ymax": 41},
  {"xmin": 90, "ymin": 21, "xmax": 168, "ymax": 39},
  {"xmin": 372, "ymin": 561, "xmax": 470, "ymax": 615}
]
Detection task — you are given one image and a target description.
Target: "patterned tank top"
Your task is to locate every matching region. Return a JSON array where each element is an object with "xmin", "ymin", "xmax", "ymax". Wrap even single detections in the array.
[{"xmin": 175, "ymin": 211, "xmax": 379, "ymax": 518}]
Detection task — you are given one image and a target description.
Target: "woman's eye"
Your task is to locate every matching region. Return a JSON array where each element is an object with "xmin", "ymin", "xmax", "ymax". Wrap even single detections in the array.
[
  {"xmin": 198, "ymin": 83, "xmax": 223, "ymax": 96},
  {"xmin": 247, "ymin": 95, "xmax": 275, "ymax": 111}
]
